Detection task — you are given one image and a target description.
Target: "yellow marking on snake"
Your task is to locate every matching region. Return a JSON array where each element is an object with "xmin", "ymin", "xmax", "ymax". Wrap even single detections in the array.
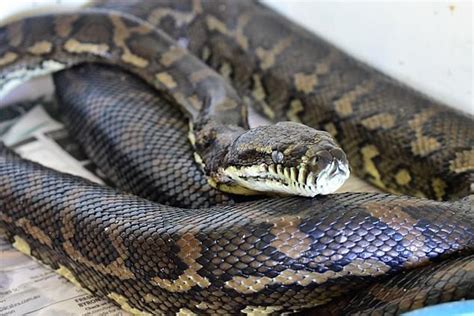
[
  {"xmin": 160, "ymin": 46, "xmax": 187, "ymax": 66},
  {"xmin": 64, "ymin": 38, "xmax": 109, "ymax": 55},
  {"xmin": 408, "ymin": 109, "xmax": 437, "ymax": 127},
  {"xmin": 151, "ymin": 233, "xmax": 210, "ymax": 292},
  {"xmin": 395, "ymin": 169, "xmax": 412, "ymax": 186},
  {"xmin": 0, "ymin": 52, "xmax": 18, "ymax": 66},
  {"xmin": 361, "ymin": 113, "xmax": 395, "ymax": 130},
  {"xmin": 219, "ymin": 62, "xmax": 233, "ymax": 79},
  {"xmin": 252, "ymin": 74, "xmax": 266, "ymax": 101},
  {"xmin": 57, "ymin": 265, "xmax": 83, "ymax": 288},
  {"xmin": 194, "ymin": 152, "xmax": 206, "ymax": 170},
  {"xmin": 16, "ymin": 218, "xmax": 53, "ymax": 247},
  {"xmin": 315, "ymin": 60, "xmax": 331, "ymax": 74},
  {"xmin": 411, "ymin": 135, "xmax": 441, "ymax": 157},
  {"xmin": 177, "ymin": 308, "xmax": 197, "ymax": 316},
  {"xmin": 251, "ymin": 75, "xmax": 275, "ymax": 119},
  {"xmin": 109, "ymin": 15, "xmax": 150, "ymax": 68},
  {"xmin": 270, "ymin": 216, "xmax": 311, "ymax": 259},
  {"xmin": 195, "ymin": 302, "xmax": 208, "ymax": 310},
  {"xmin": 190, "ymin": 68, "xmax": 215, "ymax": 83},
  {"xmin": 54, "ymin": 15, "xmax": 79, "ymax": 38},
  {"xmin": 408, "ymin": 109, "xmax": 442, "ymax": 156},
  {"xmin": 242, "ymin": 306, "xmax": 283, "ymax": 315},
  {"xmin": 334, "ymin": 81, "xmax": 375, "ymax": 117},
  {"xmin": 12, "ymin": 235, "xmax": 31, "ymax": 256},
  {"xmin": 201, "ymin": 46, "xmax": 211, "ymax": 61},
  {"xmin": 156, "ymin": 72, "xmax": 177, "ymax": 89},
  {"xmin": 27, "ymin": 41, "xmax": 53, "ymax": 55},
  {"xmin": 450, "ymin": 149, "xmax": 474, "ymax": 173},
  {"xmin": 324, "ymin": 122, "xmax": 338, "ymax": 137},
  {"xmin": 225, "ymin": 259, "xmax": 390, "ymax": 294},
  {"xmin": 361, "ymin": 145, "xmax": 386, "ymax": 189},
  {"xmin": 210, "ymin": 176, "xmax": 260, "ymax": 195},
  {"xmin": 312, "ymin": 50, "xmax": 338, "ymax": 78},
  {"xmin": 294, "ymin": 72, "xmax": 318, "ymax": 94},
  {"xmin": 120, "ymin": 51, "xmax": 148, "ymax": 69},
  {"xmin": 432, "ymin": 178, "xmax": 447, "ymax": 201},
  {"xmin": 188, "ymin": 121, "xmax": 197, "ymax": 146},
  {"xmin": 256, "ymin": 37, "xmax": 292, "ymax": 70},
  {"xmin": 206, "ymin": 14, "xmax": 250, "ymax": 50},
  {"xmin": 108, "ymin": 292, "xmax": 152, "ymax": 316},
  {"xmin": 237, "ymin": 143, "xmax": 273, "ymax": 154},
  {"xmin": 287, "ymin": 99, "xmax": 304, "ymax": 123},
  {"xmin": 148, "ymin": 0, "xmax": 202, "ymax": 27}
]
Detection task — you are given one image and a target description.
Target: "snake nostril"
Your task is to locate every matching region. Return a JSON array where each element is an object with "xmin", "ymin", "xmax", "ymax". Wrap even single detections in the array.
[
  {"xmin": 330, "ymin": 148, "xmax": 347, "ymax": 162},
  {"xmin": 312, "ymin": 150, "xmax": 332, "ymax": 170}
]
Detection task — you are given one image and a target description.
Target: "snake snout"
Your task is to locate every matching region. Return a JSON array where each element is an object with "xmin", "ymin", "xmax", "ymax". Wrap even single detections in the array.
[
  {"xmin": 212, "ymin": 122, "xmax": 350, "ymax": 197},
  {"xmin": 313, "ymin": 152, "xmax": 350, "ymax": 195}
]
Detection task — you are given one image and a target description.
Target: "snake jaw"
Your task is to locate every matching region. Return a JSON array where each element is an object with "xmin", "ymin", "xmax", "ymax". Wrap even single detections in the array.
[
  {"xmin": 211, "ymin": 122, "xmax": 351, "ymax": 196},
  {"xmin": 216, "ymin": 158, "xmax": 350, "ymax": 197}
]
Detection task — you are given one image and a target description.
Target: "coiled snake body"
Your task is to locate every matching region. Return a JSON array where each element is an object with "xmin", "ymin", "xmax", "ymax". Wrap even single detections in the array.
[
  {"xmin": 0, "ymin": 0, "xmax": 473, "ymax": 314},
  {"xmin": 91, "ymin": 0, "xmax": 473, "ymax": 201}
]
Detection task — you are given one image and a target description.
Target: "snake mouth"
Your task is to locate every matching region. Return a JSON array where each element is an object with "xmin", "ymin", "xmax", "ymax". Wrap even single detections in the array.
[{"xmin": 219, "ymin": 160, "xmax": 350, "ymax": 197}]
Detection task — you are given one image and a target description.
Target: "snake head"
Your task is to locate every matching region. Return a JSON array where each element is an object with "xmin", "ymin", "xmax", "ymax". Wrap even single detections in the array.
[{"xmin": 213, "ymin": 121, "xmax": 350, "ymax": 197}]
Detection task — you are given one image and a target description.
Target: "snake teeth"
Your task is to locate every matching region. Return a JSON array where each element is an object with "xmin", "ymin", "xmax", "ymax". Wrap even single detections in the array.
[
  {"xmin": 290, "ymin": 167, "xmax": 297, "ymax": 182},
  {"xmin": 220, "ymin": 159, "xmax": 349, "ymax": 196},
  {"xmin": 298, "ymin": 166, "xmax": 307, "ymax": 184},
  {"xmin": 268, "ymin": 164, "xmax": 276, "ymax": 174},
  {"xmin": 306, "ymin": 172, "xmax": 316, "ymax": 186},
  {"xmin": 276, "ymin": 164, "xmax": 284, "ymax": 176}
]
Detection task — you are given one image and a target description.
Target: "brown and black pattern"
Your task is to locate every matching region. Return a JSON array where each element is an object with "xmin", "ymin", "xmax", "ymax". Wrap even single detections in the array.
[
  {"xmin": 0, "ymin": 0, "xmax": 473, "ymax": 314},
  {"xmin": 54, "ymin": 63, "xmax": 244, "ymax": 208},
  {"xmin": 92, "ymin": 0, "xmax": 473, "ymax": 201},
  {"xmin": 0, "ymin": 143, "xmax": 472, "ymax": 314},
  {"xmin": 0, "ymin": 7, "xmax": 347, "ymax": 196},
  {"xmin": 3, "ymin": 64, "xmax": 470, "ymax": 314},
  {"xmin": 306, "ymin": 254, "xmax": 474, "ymax": 315},
  {"xmin": 0, "ymin": 9, "xmax": 250, "ymax": 180}
]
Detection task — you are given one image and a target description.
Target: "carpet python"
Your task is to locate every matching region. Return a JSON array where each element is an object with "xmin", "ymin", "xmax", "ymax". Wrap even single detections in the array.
[
  {"xmin": 0, "ymin": 7, "xmax": 349, "ymax": 197},
  {"xmin": 91, "ymin": 0, "xmax": 473, "ymax": 201},
  {"xmin": 0, "ymin": 0, "xmax": 473, "ymax": 314}
]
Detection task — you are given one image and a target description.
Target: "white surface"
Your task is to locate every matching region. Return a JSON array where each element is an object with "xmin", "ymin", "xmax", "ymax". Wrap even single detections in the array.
[
  {"xmin": 264, "ymin": 0, "xmax": 473, "ymax": 114},
  {"xmin": 0, "ymin": 0, "xmax": 472, "ymax": 114}
]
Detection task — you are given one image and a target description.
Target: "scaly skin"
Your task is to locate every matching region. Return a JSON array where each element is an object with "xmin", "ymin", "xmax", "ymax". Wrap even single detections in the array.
[
  {"xmin": 0, "ymin": 8, "xmax": 348, "ymax": 196},
  {"xmin": 1, "ymin": 142, "xmax": 472, "ymax": 314},
  {"xmin": 54, "ymin": 64, "xmax": 474, "ymax": 313},
  {"xmin": 0, "ymin": 0, "xmax": 472, "ymax": 314},
  {"xmin": 91, "ymin": 0, "xmax": 473, "ymax": 200}
]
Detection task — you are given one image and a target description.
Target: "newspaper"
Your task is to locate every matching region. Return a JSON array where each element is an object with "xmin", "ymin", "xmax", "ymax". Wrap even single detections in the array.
[{"xmin": 0, "ymin": 99, "xmax": 379, "ymax": 315}]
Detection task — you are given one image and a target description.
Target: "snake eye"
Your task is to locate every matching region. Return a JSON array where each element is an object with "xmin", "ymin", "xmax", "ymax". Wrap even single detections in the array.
[{"xmin": 272, "ymin": 150, "xmax": 284, "ymax": 164}]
